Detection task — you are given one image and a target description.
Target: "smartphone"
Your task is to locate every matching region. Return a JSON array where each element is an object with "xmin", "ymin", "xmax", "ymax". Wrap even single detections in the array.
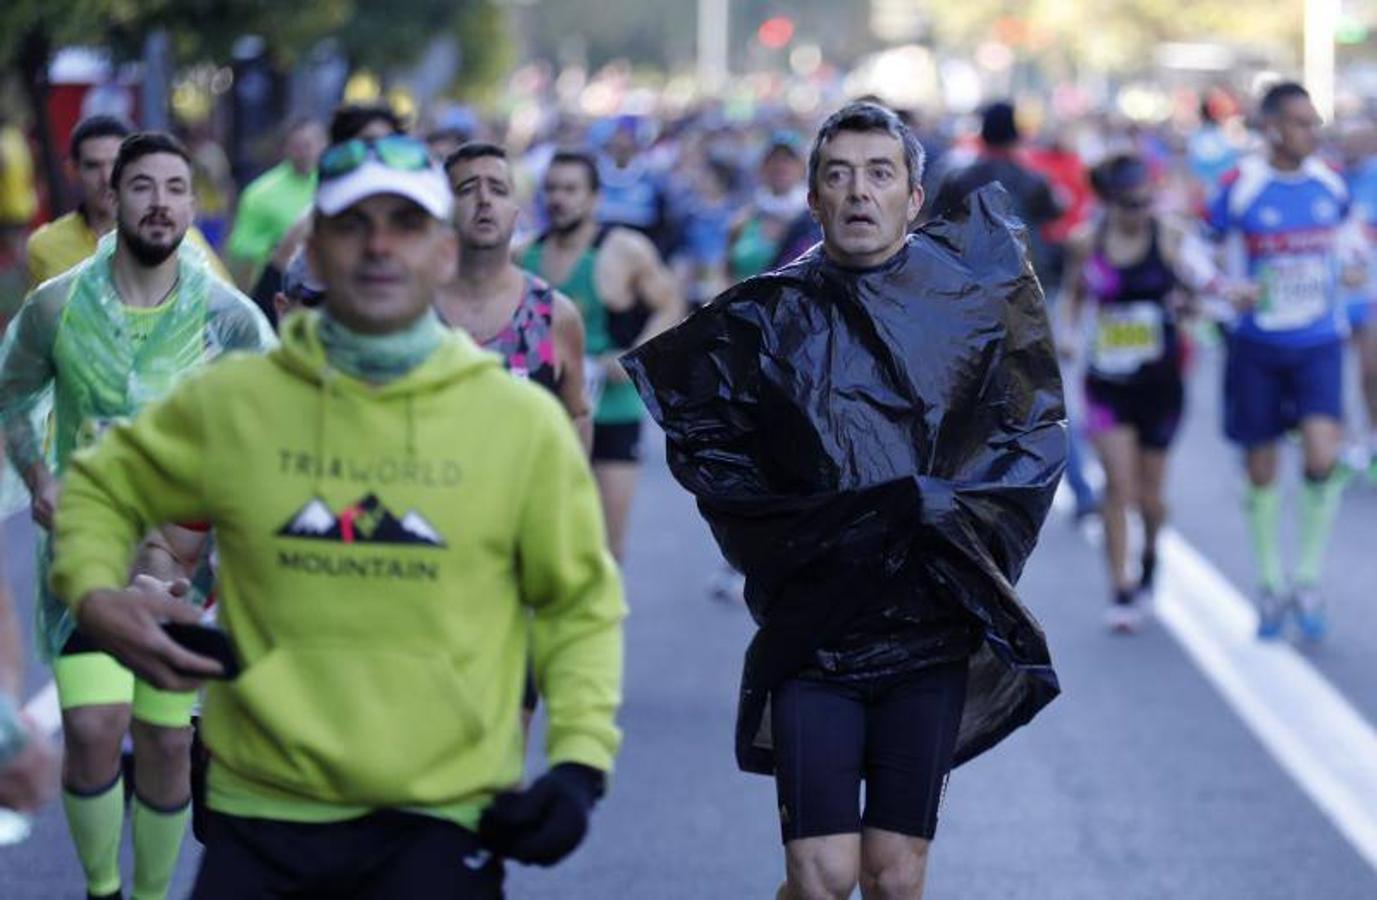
[{"xmin": 162, "ymin": 623, "xmax": 241, "ymax": 680}]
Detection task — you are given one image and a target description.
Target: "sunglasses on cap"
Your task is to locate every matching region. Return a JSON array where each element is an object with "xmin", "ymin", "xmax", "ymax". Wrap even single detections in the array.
[{"xmin": 318, "ymin": 135, "xmax": 432, "ymax": 181}]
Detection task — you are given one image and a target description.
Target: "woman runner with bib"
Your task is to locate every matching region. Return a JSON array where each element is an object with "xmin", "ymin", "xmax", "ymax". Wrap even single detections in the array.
[{"xmin": 1060, "ymin": 154, "xmax": 1201, "ymax": 631}]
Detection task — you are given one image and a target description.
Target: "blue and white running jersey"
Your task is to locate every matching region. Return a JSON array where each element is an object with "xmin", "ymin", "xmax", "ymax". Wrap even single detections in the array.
[
  {"xmin": 597, "ymin": 156, "xmax": 664, "ymax": 231},
  {"xmin": 1206, "ymin": 155, "xmax": 1352, "ymax": 347},
  {"xmin": 1187, "ymin": 124, "xmax": 1240, "ymax": 196}
]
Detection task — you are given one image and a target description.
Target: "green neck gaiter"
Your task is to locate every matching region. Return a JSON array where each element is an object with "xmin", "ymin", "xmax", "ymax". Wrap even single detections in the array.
[{"xmin": 317, "ymin": 309, "xmax": 445, "ymax": 384}]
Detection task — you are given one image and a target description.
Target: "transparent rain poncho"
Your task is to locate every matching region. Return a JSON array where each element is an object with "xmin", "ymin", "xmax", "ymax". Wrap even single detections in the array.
[{"xmin": 0, "ymin": 232, "xmax": 274, "ymax": 658}]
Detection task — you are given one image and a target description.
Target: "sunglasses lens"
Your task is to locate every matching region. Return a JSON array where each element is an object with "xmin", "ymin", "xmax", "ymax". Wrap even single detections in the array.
[
  {"xmin": 375, "ymin": 136, "xmax": 432, "ymax": 171},
  {"xmin": 319, "ymin": 140, "xmax": 369, "ymax": 180}
]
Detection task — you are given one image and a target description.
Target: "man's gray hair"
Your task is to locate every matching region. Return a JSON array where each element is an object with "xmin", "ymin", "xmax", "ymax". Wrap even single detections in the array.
[{"xmin": 807, "ymin": 102, "xmax": 926, "ymax": 194}]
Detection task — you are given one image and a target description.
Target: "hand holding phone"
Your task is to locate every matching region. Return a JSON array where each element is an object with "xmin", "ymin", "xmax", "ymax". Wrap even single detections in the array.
[{"xmin": 161, "ymin": 623, "xmax": 241, "ymax": 680}]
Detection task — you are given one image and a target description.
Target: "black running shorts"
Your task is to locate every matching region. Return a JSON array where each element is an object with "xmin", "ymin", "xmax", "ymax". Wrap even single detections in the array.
[
  {"xmin": 190, "ymin": 810, "xmax": 504, "ymax": 899},
  {"xmin": 1084, "ymin": 374, "xmax": 1185, "ymax": 451},
  {"xmin": 591, "ymin": 421, "xmax": 643, "ymax": 464},
  {"xmin": 771, "ymin": 659, "xmax": 968, "ymax": 843}
]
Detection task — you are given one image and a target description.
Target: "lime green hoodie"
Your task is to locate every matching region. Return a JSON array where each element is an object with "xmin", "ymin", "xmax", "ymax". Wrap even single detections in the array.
[{"xmin": 52, "ymin": 311, "xmax": 625, "ymax": 829}]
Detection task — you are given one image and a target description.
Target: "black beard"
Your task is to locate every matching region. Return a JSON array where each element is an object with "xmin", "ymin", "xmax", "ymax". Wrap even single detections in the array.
[
  {"xmin": 548, "ymin": 214, "xmax": 586, "ymax": 237},
  {"xmin": 119, "ymin": 226, "xmax": 183, "ymax": 267}
]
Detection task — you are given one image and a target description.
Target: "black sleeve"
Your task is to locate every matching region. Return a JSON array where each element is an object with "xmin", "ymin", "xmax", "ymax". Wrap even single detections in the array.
[
  {"xmin": 1026, "ymin": 174, "xmax": 1062, "ymax": 225},
  {"xmin": 250, "ymin": 263, "xmax": 283, "ymax": 329}
]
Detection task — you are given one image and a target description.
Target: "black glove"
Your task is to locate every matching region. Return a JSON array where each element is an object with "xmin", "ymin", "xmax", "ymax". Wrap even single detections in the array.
[{"xmin": 478, "ymin": 763, "xmax": 605, "ymax": 866}]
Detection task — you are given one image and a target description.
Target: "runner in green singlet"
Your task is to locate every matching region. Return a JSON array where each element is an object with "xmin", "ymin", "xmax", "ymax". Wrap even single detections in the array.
[
  {"xmin": 727, "ymin": 131, "xmax": 809, "ymax": 282},
  {"xmin": 0, "ymin": 132, "xmax": 273, "ymax": 900},
  {"xmin": 520, "ymin": 149, "xmax": 682, "ymax": 561}
]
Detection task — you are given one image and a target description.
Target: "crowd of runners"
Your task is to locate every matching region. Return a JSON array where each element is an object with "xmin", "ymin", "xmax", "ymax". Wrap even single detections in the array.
[{"xmin": 0, "ymin": 70, "xmax": 1373, "ymax": 899}]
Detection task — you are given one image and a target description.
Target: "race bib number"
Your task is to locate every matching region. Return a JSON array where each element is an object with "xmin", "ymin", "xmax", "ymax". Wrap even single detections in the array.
[
  {"xmin": 1255, "ymin": 256, "xmax": 1330, "ymax": 331},
  {"xmin": 1092, "ymin": 302, "xmax": 1165, "ymax": 376}
]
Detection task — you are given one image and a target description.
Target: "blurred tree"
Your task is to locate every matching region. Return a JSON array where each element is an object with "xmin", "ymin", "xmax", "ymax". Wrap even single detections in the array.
[
  {"xmin": 453, "ymin": 1, "xmax": 516, "ymax": 102},
  {"xmin": 0, "ymin": 0, "xmax": 345, "ymax": 67},
  {"xmin": 926, "ymin": 0, "xmax": 1299, "ymax": 74},
  {"xmin": 519, "ymin": 0, "xmax": 697, "ymax": 69},
  {"xmin": 0, "ymin": 0, "xmax": 510, "ymax": 87},
  {"xmin": 0, "ymin": 0, "xmax": 510, "ymax": 203},
  {"xmin": 341, "ymin": 0, "xmax": 464, "ymax": 74},
  {"xmin": 517, "ymin": 0, "xmax": 878, "ymax": 71}
]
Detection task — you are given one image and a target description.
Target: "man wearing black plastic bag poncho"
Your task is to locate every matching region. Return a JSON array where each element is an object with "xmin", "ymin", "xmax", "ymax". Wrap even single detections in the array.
[{"xmin": 621, "ymin": 103, "xmax": 1065, "ymax": 900}]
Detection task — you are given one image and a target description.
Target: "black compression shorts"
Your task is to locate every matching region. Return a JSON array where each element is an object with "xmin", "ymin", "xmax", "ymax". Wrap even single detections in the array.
[
  {"xmin": 1084, "ymin": 374, "xmax": 1185, "ymax": 451},
  {"xmin": 592, "ymin": 421, "xmax": 643, "ymax": 464},
  {"xmin": 771, "ymin": 659, "xmax": 968, "ymax": 843}
]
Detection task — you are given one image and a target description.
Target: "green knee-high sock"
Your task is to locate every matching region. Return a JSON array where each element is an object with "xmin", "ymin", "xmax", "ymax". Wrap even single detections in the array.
[
  {"xmin": 131, "ymin": 795, "xmax": 191, "ymax": 900},
  {"xmin": 61, "ymin": 775, "xmax": 124, "ymax": 896},
  {"xmin": 1297, "ymin": 471, "xmax": 1345, "ymax": 587},
  {"xmin": 1245, "ymin": 483, "xmax": 1284, "ymax": 592}
]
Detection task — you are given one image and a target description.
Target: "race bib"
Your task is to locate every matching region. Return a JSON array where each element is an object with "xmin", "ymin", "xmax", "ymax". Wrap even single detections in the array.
[
  {"xmin": 1092, "ymin": 302, "xmax": 1165, "ymax": 376},
  {"xmin": 1255, "ymin": 256, "xmax": 1330, "ymax": 331}
]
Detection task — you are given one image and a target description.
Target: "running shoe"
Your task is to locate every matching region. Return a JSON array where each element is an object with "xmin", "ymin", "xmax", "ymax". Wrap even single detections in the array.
[
  {"xmin": 1340, "ymin": 442, "xmax": 1371, "ymax": 478},
  {"xmin": 1105, "ymin": 589, "xmax": 1143, "ymax": 633},
  {"xmin": 1293, "ymin": 585, "xmax": 1327, "ymax": 641},
  {"xmin": 1255, "ymin": 587, "xmax": 1289, "ymax": 640}
]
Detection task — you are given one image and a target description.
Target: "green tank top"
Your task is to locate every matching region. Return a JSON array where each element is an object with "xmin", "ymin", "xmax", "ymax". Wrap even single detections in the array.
[
  {"xmin": 523, "ymin": 231, "xmax": 642, "ymax": 424},
  {"xmin": 729, "ymin": 218, "xmax": 779, "ymax": 281}
]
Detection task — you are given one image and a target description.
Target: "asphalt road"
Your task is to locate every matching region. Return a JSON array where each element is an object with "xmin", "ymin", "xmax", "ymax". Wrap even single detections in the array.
[{"xmin": 3, "ymin": 337, "xmax": 1377, "ymax": 898}]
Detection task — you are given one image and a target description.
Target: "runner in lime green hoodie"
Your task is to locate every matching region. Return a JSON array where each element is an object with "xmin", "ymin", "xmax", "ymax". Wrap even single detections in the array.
[
  {"xmin": 50, "ymin": 136, "xmax": 626, "ymax": 896},
  {"xmin": 53, "ymin": 308, "xmax": 625, "ymax": 813}
]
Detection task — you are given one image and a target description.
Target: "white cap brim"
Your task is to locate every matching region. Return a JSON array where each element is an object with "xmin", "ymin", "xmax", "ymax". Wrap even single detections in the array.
[{"xmin": 315, "ymin": 159, "xmax": 453, "ymax": 221}]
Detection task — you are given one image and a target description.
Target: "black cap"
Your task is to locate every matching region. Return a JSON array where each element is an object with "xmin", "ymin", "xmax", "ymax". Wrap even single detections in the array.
[{"xmin": 981, "ymin": 101, "xmax": 1019, "ymax": 148}]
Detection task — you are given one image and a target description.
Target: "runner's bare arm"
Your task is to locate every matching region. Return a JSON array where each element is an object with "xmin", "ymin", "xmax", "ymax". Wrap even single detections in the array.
[
  {"xmin": 268, "ymin": 213, "xmax": 313, "ymax": 270},
  {"xmin": 132, "ymin": 525, "xmax": 209, "ymax": 583},
  {"xmin": 620, "ymin": 230, "xmax": 685, "ymax": 346},
  {"xmin": 552, "ymin": 290, "xmax": 593, "ymax": 455},
  {"xmin": 1159, "ymin": 217, "xmax": 1207, "ymax": 316},
  {"xmin": 0, "ymin": 288, "xmax": 62, "ymax": 525},
  {"xmin": 1057, "ymin": 225, "xmax": 1093, "ymax": 359}
]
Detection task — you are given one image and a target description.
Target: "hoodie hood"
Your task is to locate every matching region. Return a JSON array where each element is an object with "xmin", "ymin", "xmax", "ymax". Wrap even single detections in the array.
[{"xmin": 273, "ymin": 310, "xmax": 501, "ymax": 398}]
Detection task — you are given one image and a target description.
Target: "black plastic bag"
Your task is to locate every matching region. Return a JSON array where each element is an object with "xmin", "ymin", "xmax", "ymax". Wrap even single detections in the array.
[{"xmin": 622, "ymin": 185, "xmax": 1066, "ymax": 773}]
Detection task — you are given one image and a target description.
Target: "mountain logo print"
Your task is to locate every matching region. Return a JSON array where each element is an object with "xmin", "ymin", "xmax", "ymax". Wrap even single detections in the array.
[{"xmin": 277, "ymin": 493, "xmax": 446, "ymax": 547}]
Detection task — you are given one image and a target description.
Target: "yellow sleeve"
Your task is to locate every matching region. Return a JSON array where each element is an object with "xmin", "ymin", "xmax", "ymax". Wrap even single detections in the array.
[
  {"xmin": 24, "ymin": 238, "xmax": 55, "ymax": 291},
  {"xmin": 51, "ymin": 374, "xmax": 213, "ymax": 612},
  {"xmin": 187, "ymin": 226, "xmax": 232, "ymax": 282},
  {"xmin": 518, "ymin": 398, "xmax": 627, "ymax": 774}
]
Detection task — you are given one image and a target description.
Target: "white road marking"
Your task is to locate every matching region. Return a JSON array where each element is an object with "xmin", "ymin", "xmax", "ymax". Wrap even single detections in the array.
[
  {"xmin": 1155, "ymin": 530, "xmax": 1377, "ymax": 872},
  {"xmin": 1056, "ymin": 479, "xmax": 1377, "ymax": 873}
]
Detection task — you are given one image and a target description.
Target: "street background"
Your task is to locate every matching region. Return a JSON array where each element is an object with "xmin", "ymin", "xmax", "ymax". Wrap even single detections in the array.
[
  {"xmin": 6, "ymin": 0, "xmax": 1377, "ymax": 896},
  {"xmin": 3, "ymin": 340, "xmax": 1376, "ymax": 897}
]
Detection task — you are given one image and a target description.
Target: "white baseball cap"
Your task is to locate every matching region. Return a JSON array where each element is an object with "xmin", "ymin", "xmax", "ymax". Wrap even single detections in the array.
[{"xmin": 315, "ymin": 155, "xmax": 452, "ymax": 221}]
